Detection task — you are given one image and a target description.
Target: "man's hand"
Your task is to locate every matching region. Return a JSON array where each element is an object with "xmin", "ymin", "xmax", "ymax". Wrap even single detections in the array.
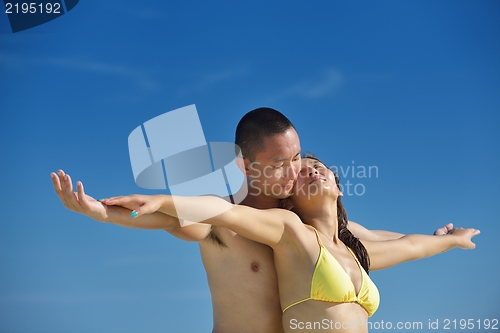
[
  {"xmin": 448, "ymin": 227, "xmax": 481, "ymax": 249},
  {"xmin": 51, "ymin": 169, "xmax": 109, "ymax": 222},
  {"xmin": 434, "ymin": 223, "xmax": 454, "ymax": 235},
  {"xmin": 51, "ymin": 170, "xmax": 210, "ymax": 237}
]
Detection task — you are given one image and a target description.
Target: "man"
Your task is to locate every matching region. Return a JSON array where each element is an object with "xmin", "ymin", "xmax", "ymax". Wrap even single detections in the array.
[{"xmin": 52, "ymin": 107, "xmax": 452, "ymax": 333}]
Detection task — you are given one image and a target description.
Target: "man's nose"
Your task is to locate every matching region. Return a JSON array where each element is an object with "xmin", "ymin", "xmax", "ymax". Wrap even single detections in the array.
[{"xmin": 284, "ymin": 164, "xmax": 298, "ymax": 180}]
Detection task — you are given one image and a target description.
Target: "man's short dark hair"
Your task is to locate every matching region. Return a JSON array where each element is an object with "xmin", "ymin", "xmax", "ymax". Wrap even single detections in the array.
[{"xmin": 235, "ymin": 107, "xmax": 296, "ymax": 160}]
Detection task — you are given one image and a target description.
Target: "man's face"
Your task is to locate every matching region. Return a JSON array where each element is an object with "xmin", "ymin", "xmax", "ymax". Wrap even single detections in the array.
[{"xmin": 244, "ymin": 128, "xmax": 301, "ymax": 199}]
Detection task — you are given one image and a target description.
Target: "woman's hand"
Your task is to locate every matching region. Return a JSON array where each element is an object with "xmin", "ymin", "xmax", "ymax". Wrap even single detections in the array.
[
  {"xmin": 364, "ymin": 226, "xmax": 481, "ymax": 271},
  {"xmin": 448, "ymin": 227, "xmax": 481, "ymax": 249},
  {"xmin": 51, "ymin": 170, "xmax": 109, "ymax": 222},
  {"xmin": 101, "ymin": 194, "xmax": 165, "ymax": 218}
]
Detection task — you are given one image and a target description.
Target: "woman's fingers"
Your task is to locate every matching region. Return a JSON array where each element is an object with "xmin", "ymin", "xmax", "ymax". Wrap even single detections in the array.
[
  {"xmin": 102, "ymin": 196, "xmax": 143, "ymax": 217},
  {"xmin": 130, "ymin": 202, "xmax": 151, "ymax": 218},
  {"xmin": 106, "ymin": 195, "xmax": 152, "ymax": 218},
  {"xmin": 101, "ymin": 196, "xmax": 146, "ymax": 213},
  {"xmin": 101, "ymin": 195, "xmax": 158, "ymax": 218},
  {"xmin": 101, "ymin": 196, "xmax": 127, "ymax": 206}
]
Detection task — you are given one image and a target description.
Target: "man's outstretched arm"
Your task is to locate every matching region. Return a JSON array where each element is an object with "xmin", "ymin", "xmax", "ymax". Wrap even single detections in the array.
[
  {"xmin": 51, "ymin": 170, "xmax": 211, "ymax": 242},
  {"xmin": 348, "ymin": 221, "xmax": 454, "ymax": 241}
]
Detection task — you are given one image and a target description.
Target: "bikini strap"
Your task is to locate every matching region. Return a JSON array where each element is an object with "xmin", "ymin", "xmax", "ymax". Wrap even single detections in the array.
[
  {"xmin": 346, "ymin": 246, "xmax": 362, "ymax": 266},
  {"xmin": 306, "ymin": 225, "xmax": 324, "ymax": 247}
]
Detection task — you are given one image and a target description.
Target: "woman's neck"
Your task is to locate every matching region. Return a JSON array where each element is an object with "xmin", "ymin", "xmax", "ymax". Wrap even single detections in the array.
[{"xmin": 299, "ymin": 199, "xmax": 340, "ymax": 242}]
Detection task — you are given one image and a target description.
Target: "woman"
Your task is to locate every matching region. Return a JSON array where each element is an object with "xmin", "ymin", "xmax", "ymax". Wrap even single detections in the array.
[{"xmin": 101, "ymin": 156, "xmax": 479, "ymax": 333}]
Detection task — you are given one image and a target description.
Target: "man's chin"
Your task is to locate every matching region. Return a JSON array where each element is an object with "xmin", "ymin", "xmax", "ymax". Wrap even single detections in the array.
[{"xmin": 275, "ymin": 189, "xmax": 293, "ymax": 199}]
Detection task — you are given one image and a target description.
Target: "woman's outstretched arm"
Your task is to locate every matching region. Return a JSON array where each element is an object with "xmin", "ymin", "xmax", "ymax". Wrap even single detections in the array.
[
  {"xmin": 362, "ymin": 228, "xmax": 480, "ymax": 271},
  {"xmin": 102, "ymin": 194, "xmax": 300, "ymax": 247},
  {"xmin": 51, "ymin": 170, "xmax": 211, "ymax": 241},
  {"xmin": 348, "ymin": 221, "xmax": 455, "ymax": 241}
]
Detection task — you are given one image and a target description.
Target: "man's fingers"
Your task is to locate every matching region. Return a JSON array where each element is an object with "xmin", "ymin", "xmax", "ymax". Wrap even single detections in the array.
[
  {"xmin": 434, "ymin": 222, "xmax": 456, "ymax": 236},
  {"xmin": 52, "ymin": 171, "xmax": 73, "ymax": 208},
  {"xmin": 51, "ymin": 172, "xmax": 63, "ymax": 195},
  {"xmin": 77, "ymin": 181, "xmax": 88, "ymax": 208},
  {"xmin": 468, "ymin": 229, "xmax": 479, "ymax": 249},
  {"xmin": 64, "ymin": 174, "xmax": 74, "ymax": 193},
  {"xmin": 59, "ymin": 171, "xmax": 71, "ymax": 194},
  {"xmin": 62, "ymin": 173, "xmax": 81, "ymax": 210},
  {"xmin": 57, "ymin": 169, "xmax": 67, "ymax": 186},
  {"xmin": 434, "ymin": 226, "xmax": 447, "ymax": 236}
]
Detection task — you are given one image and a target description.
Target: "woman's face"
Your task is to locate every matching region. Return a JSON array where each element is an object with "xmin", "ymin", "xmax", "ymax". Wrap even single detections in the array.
[{"xmin": 289, "ymin": 157, "xmax": 341, "ymax": 208}]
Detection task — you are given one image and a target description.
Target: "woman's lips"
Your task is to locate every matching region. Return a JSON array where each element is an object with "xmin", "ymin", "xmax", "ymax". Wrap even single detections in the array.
[{"xmin": 309, "ymin": 175, "xmax": 325, "ymax": 184}]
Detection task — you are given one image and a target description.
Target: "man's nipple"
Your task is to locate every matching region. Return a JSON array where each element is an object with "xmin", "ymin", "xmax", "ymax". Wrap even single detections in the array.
[{"xmin": 251, "ymin": 262, "xmax": 260, "ymax": 272}]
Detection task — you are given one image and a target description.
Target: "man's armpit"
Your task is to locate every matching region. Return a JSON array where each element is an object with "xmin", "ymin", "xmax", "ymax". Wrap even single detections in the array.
[{"xmin": 207, "ymin": 225, "xmax": 228, "ymax": 248}]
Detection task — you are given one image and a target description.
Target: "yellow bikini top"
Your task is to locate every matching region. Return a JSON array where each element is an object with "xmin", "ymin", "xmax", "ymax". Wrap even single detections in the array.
[{"xmin": 282, "ymin": 226, "xmax": 380, "ymax": 317}]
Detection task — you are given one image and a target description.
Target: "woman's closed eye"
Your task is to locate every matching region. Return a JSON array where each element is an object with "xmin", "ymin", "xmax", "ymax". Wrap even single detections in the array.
[{"xmin": 313, "ymin": 162, "xmax": 327, "ymax": 171}]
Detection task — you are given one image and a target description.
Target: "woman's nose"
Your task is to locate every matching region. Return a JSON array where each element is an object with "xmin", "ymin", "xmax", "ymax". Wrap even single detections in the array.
[{"xmin": 307, "ymin": 166, "xmax": 318, "ymax": 176}]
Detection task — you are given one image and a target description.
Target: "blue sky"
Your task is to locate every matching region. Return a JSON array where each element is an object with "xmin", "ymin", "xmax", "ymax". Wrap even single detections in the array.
[{"xmin": 1, "ymin": 1, "xmax": 499, "ymax": 332}]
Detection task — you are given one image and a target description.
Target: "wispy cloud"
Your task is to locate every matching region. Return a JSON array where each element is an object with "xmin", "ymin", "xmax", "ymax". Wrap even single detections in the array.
[
  {"xmin": 199, "ymin": 66, "xmax": 249, "ymax": 88},
  {"xmin": 43, "ymin": 57, "xmax": 162, "ymax": 91},
  {"xmin": 0, "ymin": 52, "xmax": 161, "ymax": 91},
  {"xmin": 179, "ymin": 63, "xmax": 250, "ymax": 95},
  {"xmin": 267, "ymin": 68, "xmax": 342, "ymax": 102}
]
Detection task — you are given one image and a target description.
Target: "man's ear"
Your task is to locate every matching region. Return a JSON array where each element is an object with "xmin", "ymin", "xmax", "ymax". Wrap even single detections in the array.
[{"xmin": 235, "ymin": 157, "xmax": 251, "ymax": 176}]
